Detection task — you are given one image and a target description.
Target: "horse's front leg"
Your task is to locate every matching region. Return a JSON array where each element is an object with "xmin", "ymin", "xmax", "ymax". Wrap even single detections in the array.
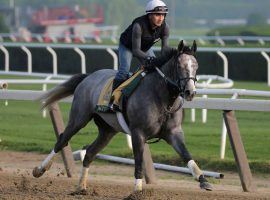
[
  {"xmin": 165, "ymin": 131, "xmax": 213, "ymax": 191},
  {"xmin": 131, "ymin": 129, "xmax": 146, "ymax": 191},
  {"xmin": 32, "ymin": 149, "xmax": 56, "ymax": 178}
]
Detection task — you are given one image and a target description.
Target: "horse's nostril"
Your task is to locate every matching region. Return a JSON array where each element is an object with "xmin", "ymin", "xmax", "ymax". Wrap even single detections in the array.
[{"xmin": 185, "ymin": 90, "xmax": 191, "ymax": 96}]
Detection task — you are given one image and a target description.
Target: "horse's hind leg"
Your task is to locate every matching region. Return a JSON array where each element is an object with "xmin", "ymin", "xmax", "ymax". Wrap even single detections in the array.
[
  {"xmin": 33, "ymin": 101, "xmax": 92, "ymax": 178},
  {"xmin": 77, "ymin": 115, "xmax": 116, "ymax": 192}
]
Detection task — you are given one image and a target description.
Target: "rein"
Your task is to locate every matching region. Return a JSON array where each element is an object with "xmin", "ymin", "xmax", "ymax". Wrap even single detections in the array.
[{"xmin": 155, "ymin": 66, "xmax": 196, "ymax": 114}]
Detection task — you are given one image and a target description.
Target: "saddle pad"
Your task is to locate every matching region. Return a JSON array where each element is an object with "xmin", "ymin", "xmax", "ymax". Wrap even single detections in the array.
[
  {"xmin": 95, "ymin": 77, "xmax": 114, "ymax": 112},
  {"xmin": 95, "ymin": 69, "xmax": 145, "ymax": 113}
]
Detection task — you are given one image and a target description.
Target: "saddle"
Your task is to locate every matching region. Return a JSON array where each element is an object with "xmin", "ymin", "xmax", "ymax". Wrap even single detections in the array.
[{"xmin": 95, "ymin": 69, "xmax": 146, "ymax": 113}]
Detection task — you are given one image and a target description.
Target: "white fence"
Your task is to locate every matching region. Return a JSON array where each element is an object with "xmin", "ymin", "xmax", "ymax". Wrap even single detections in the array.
[
  {"xmin": 1, "ymin": 89, "xmax": 270, "ymax": 111},
  {"xmin": 2, "ymin": 33, "xmax": 270, "ymax": 46},
  {"xmin": 1, "ymin": 89, "xmax": 269, "ymax": 191},
  {"xmin": 170, "ymin": 35, "xmax": 270, "ymax": 46},
  {"xmin": 1, "ymin": 43, "xmax": 270, "ymax": 86}
]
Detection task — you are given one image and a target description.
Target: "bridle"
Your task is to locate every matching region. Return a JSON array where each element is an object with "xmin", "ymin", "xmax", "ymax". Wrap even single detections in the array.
[
  {"xmin": 154, "ymin": 53, "xmax": 197, "ymax": 113},
  {"xmin": 176, "ymin": 77, "xmax": 197, "ymax": 97}
]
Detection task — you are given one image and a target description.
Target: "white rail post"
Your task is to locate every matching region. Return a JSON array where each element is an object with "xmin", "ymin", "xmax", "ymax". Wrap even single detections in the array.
[
  {"xmin": 237, "ymin": 37, "xmax": 245, "ymax": 46},
  {"xmin": 217, "ymin": 51, "xmax": 228, "ymax": 79},
  {"xmin": 42, "ymin": 75, "xmax": 53, "ymax": 118},
  {"xmin": 111, "ymin": 26, "xmax": 118, "ymax": 44},
  {"xmin": 191, "ymin": 108, "xmax": 196, "ymax": 122},
  {"xmin": 220, "ymin": 93, "xmax": 238, "ymax": 159},
  {"xmin": 261, "ymin": 51, "xmax": 270, "ymax": 86},
  {"xmin": 0, "ymin": 45, "xmax": 9, "ymax": 72},
  {"xmin": 3, "ymin": 87, "xmax": 8, "ymax": 106},
  {"xmin": 202, "ymin": 94, "xmax": 207, "ymax": 123},
  {"xmin": 36, "ymin": 35, "xmax": 44, "ymax": 42},
  {"xmin": 216, "ymin": 38, "xmax": 225, "ymax": 46},
  {"xmin": 21, "ymin": 46, "xmax": 32, "ymax": 74},
  {"xmin": 106, "ymin": 48, "xmax": 118, "ymax": 70},
  {"xmin": 74, "ymin": 47, "xmax": 86, "ymax": 74},
  {"xmin": 198, "ymin": 37, "xmax": 206, "ymax": 45},
  {"xmin": 46, "ymin": 47, "xmax": 58, "ymax": 76},
  {"xmin": 258, "ymin": 38, "xmax": 265, "ymax": 46},
  {"xmin": 201, "ymin": 79, "xmax": 212, "ymax": 123}
]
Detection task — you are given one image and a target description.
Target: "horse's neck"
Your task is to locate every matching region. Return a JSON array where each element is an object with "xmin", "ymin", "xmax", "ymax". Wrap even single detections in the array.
[
  {"xmin": 144, "ymin": 58, "xmax": 178, "ymax": 104},
  {"xmin": 160, "ymin": 57, "xmax": 178, "ymax": 81}
]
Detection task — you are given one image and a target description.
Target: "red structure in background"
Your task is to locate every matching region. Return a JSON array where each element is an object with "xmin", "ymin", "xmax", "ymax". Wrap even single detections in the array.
[
  {"xmin": 28, "ymin": 4, "xmax": 105, "ymax": 43},
  {"xmin": 31, "ymin": 4, "xmax": 104, "ymax": 27}
]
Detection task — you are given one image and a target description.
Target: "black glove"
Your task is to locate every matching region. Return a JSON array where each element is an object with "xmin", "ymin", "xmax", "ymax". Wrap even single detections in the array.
[{"xmin": 144, "ymin": 56, "xmax": 156, "ymax": 71}]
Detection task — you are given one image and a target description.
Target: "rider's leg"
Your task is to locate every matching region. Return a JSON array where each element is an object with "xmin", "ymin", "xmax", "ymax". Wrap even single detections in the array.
[
  {"xmin": 110, "ymin": 43, "xmax": 132, "ymax": 111},
  {"xmin": 113, "ymin": 43, "xmax": 133, "ymax": 91}
]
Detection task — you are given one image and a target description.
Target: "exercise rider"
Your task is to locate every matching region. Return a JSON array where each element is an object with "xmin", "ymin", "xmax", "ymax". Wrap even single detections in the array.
[{"xmin": 111, "ymin": 0, "xmax": 171, "ymax": 111}]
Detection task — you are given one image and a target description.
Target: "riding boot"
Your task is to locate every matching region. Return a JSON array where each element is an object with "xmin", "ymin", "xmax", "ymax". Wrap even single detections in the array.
[
  {"xmin": 109, "ymin": 78, "xmax": 125, "ymax": 112},
  {"xmin": 112, "ymin": 78, "xmax": 124, "ymax": 92}
]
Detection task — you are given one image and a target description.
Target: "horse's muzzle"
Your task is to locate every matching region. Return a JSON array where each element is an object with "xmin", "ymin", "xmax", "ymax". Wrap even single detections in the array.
[{"xmin": 184, "ymin": 89, "xmax": 196, "ymax": 101}]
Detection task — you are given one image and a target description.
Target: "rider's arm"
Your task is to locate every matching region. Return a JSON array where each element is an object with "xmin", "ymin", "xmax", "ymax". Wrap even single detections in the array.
[
  {"xmin": 132, "ymin": 23, "xmax": 149, "ymax": 60},
  {"xmin": 161, "ymin": 23, "xmax": 171, "ymax": 53}
]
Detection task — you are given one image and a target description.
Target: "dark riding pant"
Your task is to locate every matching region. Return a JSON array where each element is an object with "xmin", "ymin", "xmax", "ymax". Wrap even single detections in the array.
[{"xmin": 114, "ymin": 43, "xmax": 155, "ymax": 85}]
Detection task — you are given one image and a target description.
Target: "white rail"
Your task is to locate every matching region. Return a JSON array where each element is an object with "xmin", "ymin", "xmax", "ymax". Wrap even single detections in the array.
[
  {"xmin": 217, "ymin": 51, "xmax": 228, "ymax": 79},
  {"xmin": 0, "ymin": 45, "xmax": 9, "ymax": 72},
  {"xmin": 21, "ymin": 46, "xmax": 32, "ymax": 74},
  {"xmin": 0, "ymin": 79, "xmax": 65, "ymax": 84},
  {"xmin": 1, "ymin": 43, "xmax": 269, "ymax": 85},
  {"xmin": 1, "ymin": 89, "xmax": 270, "ymax": 111},
  {"xmin": 74, "ymin": 47, "xmax": 86, "ymax": 74},
  {"xmin": 46, "ymin": 47, "xmax": 57, "ymax": 75},
  {"xmin": 106, "ymin": 48, "xmax": 118, "ymax": 70},
  {"xmin": 2, "ymin": 33, "xmax": 270, "ymax": 45},
  {"xmin": 72, "ymin": 150, "xmax": 224, "ymax": 179},
  {"xmin": 261, "ymin": 51, "xmax": 270, "ymax": 86}
]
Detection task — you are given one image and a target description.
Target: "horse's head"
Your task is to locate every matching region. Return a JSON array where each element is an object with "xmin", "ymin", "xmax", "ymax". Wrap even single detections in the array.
[{"xmin": 176, "ymin": 40, "xmax": 198, "ymax": 101}]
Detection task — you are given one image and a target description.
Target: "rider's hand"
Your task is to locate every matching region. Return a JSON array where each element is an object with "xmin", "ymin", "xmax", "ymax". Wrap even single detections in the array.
[{"xmin": 144, "ymin": 56, "xmax": 156, "ymax": 71}]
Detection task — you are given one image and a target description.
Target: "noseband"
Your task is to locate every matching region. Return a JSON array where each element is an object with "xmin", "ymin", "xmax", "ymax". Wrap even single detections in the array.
[
  {"xmin": 155, "ymin": 68, "xmax": 197, "ymax": 98},
  {"xmin": 176, "ymin": 77, "xmax": 197, "ymax": 97}
]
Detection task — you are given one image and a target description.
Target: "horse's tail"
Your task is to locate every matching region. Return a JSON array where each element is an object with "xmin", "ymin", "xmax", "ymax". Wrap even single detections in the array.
[{"xmin": 39, "ymin": 74, "xmax": 88, "ymax": 109}]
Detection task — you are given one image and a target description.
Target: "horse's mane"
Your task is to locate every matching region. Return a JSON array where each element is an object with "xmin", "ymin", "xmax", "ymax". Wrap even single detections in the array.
[
  {"xmin": 154, "ymin": 48, "xmax": 178, "ymax": 67},
  {"xmin": 155, "ymin": 46, "xmax": 194, "ymax": 68},
  {"xmin": 153, "ymin": 45, "xmax": 195, "ymax": 84}
]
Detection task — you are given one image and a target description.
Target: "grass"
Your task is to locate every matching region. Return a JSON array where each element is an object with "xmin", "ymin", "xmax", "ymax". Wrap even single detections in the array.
[{"xmin": 0, "ymin": 75, "xmax": 270, "ymax": 174}]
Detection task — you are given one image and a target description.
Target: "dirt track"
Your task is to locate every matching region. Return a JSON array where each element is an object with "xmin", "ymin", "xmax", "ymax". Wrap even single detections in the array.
[{"xmin": 0, "ymin": 151, "xmax": 269, "ymax": 200}]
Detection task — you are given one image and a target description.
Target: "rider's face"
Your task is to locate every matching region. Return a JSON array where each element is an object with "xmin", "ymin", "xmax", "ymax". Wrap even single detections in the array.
[{"xmin": 149, "ymin": 13, "xmax": 165, "ymax": 27}]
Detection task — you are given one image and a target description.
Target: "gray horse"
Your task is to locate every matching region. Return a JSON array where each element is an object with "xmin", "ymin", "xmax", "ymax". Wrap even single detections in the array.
[{"xmin": 33, "ymin": 40, "xmax": 212, "ymax": 192}]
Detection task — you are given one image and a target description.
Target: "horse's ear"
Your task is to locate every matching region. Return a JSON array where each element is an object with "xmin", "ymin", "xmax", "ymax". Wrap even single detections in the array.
[
  {"xmin": 191, "ymin": 40, "xmax": 197, "ymax": 53},
  {"xmin": 178, "ymin": 40, "xmax": 184, "ymax": 53}
]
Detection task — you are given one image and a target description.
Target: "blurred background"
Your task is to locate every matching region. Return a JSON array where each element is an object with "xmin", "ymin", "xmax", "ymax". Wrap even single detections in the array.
[
  {"xmin": 1, "ymin": 0, "xmax": 270, "ymax": 40},
  {"xmin": 1, "ymin": 0, "xmax": 270, "ymax": 82}
]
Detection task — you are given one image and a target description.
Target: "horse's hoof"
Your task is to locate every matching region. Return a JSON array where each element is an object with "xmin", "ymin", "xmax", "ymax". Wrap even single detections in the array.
[
  {"xmin": 200, "ymin": 181, "xmax": 213, "ymax": 191},
  {"xmin": 32, "ymin": 166, "xmax": 46, "ymax": 178}
]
